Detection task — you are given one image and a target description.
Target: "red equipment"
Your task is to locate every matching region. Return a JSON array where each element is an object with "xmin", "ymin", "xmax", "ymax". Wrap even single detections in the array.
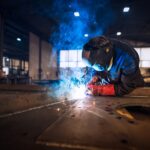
[{"xmin": 86, "ymin": 83, "xmax": 115, "ymax": 96}]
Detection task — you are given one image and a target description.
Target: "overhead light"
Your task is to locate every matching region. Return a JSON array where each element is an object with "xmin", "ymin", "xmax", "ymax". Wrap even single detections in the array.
[
  {"xmin": 16, "ymin": 37, "xmax": 21, "ymax": 41},
  {"xmin": 74, "ymin": 12, "xmax": 80, "ymax": 17},
  {"xmin": 116, "ymin": 32, "xmax": 122, "ymax": 36},
  {"xmin": 6, "ymin": 58, "xmax": 9, "ymax": 61},
  {"xmin": 84, "ymin": 34, "xmax": 89, "ymax": 37},
  {"xmin": 123, "ymin": 7, "xmax": 130, "ymax": 12}
]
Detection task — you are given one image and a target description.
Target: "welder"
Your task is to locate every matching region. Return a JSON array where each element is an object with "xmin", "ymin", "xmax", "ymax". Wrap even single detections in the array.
[{"xmin": 82, "ymin": 36, "xmax": 144, "ymax": 96}]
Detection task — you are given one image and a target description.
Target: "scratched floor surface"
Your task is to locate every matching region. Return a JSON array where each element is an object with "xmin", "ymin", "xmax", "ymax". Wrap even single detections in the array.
[{"xmin": 37, "ymin": 88, "xmax": 150, "ymax": 150}]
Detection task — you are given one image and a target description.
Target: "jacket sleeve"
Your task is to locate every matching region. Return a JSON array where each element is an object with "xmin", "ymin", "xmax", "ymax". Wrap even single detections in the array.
[
  {"xmin": 110, "ymin": 39, "xmax": 144, "ymax": 96},
  {"xmin": 115, "ymin": 68, "xmax": 144, "ymax": 96}
]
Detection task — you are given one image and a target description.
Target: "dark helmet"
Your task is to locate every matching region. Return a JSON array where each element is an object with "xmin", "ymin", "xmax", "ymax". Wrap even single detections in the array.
[{"xmin": 82, "ymin": 36, "xmax": 113, "ymax": 71}]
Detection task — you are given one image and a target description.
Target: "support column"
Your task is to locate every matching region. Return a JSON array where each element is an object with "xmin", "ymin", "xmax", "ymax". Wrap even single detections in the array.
[
  {"xmin": 38, "ymin": 38, "xmax": 42, "ymax": 80},
  {"xmin": 23, "ymin": 60, "xmax": 25, "ymax": 71},
  {"xmin": 19, "ymin": 60, "xmax": 22, "ymax": 69},
  {"xmin": 29, "ymin": 33, "xmax": 40, "ymax": 80},
  {"xmin": 0, "ymin": 13, "xmax": 4, "ymax": 71}
]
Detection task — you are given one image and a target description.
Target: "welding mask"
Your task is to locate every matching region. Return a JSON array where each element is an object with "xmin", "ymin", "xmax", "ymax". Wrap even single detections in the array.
[{"xmin": 82, "ymin": 36, "xmax": 113, "ymax": 71}]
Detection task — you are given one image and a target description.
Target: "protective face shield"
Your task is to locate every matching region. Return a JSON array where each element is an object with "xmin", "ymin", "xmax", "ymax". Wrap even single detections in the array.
[
  {"xmin": 82, "ymin": 36, "xmax": 113, "ymax": 71},
  {"xmin": 92, "ymin": 64, "xmax": 105, "ymax": 71},
  {"xmin": 93, "ymin": 46, "xmax": 113, "ymax": 71}
]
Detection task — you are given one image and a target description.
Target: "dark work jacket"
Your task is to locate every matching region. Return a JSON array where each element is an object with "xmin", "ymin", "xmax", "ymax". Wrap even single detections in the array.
[{"xmin": 91, "ymin": 39, "xmax": 144, "ymax": 96}]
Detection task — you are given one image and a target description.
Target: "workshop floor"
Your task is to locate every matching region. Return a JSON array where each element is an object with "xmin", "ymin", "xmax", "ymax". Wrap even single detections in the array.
[
  {"xmin": 0, "ymin": 86, "xmax": 150, "ymax": 150},
  {"xmin": 37, "ymin": 93, "xmax": 150, "ymax": 150}
]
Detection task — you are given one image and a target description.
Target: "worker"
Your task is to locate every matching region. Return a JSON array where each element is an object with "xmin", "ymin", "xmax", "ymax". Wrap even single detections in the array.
[{"xmin": 82, "ymin": 36, "xmax": 144, "ymax": 96}]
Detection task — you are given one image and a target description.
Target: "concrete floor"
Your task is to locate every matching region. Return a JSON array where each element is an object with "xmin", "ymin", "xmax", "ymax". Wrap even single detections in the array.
[{"xmin": 0, "ymin": 87, "xmax": 150, "ymax": 150}]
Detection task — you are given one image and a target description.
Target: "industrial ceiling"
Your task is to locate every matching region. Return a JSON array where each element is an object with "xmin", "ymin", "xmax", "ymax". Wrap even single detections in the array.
[{"xmin": 0, "ymin": 0, "xmax": 150, "ymax": 46}]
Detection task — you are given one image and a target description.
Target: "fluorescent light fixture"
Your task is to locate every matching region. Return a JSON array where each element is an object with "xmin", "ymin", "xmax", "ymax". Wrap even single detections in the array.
[
  {"xmin": 116, "ymin": 32, "xmax": 122, "ymax": 36},
  {"xmin": 17, "ymin": 37, "xmax": 21, "ymax": 41},
  {"xmin": 123, "ymin": 7, "xmax": 130, "ymax": 12},
  {"xmin": 74, "ymin": 12, "xmax": 80, "ymax": 17},
  {"xmin": 84, "ymin": 34, "xmax": 89, "ymax": 37}
]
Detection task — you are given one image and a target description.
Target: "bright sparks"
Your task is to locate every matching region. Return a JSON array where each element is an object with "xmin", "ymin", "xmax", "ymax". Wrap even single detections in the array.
[{"xmin": 70, "ymin": 84, "xmax": 86, "ymax": 99}]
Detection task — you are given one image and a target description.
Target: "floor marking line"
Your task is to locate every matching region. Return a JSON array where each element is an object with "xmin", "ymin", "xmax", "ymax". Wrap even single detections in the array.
[
  {"xmin": 126, "ymin": 96, "xmax": 149, "ymax": 98},
  {"xmin": 36, "ymin": 141, "xmax": 110, "ymax": 150},
  {"xmin": 0, "ymin": 101, "xmax": 64, "ymax": 119}
]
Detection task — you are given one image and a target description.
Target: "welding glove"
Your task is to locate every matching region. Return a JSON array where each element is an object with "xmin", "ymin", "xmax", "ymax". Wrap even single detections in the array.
[
  {"xmin": 86, "ymin": 83, "xmax": 115, "ymax": 96},
  {"xmin": 88, "ymin": 76, "xmax": 99, "ymax": 84}
]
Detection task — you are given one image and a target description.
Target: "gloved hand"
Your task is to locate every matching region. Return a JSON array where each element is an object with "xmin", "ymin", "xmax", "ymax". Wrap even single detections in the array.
[
  {"xmin": 86, "ymin": 83, "xmax": 115, "ymax": 96},
  {"xmin": 89, "ymin": 76, "xmax": 99, "ymax": 84}
]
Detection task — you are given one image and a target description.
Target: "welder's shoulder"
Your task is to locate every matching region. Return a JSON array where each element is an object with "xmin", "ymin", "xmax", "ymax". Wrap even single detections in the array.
[
  {"xmin": 113, "ymin": 48, "xmax": 137, "ymax": 75},
  {"xmin": 110, "ymin": 38, "xmax": 138, "ymax": 58},
  {"xmin": 109, "ymin": 38, "xmax": 131, "ymax": 48}
]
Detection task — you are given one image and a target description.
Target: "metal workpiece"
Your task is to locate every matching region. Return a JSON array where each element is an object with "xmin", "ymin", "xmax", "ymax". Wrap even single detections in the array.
[
  {"xmin": 36, "ymin": 89, "xmax": 150, "ymax": 150},
  {"xmin": 0, "ymin": 87, "xmax": 150, "ymax": 150}
]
